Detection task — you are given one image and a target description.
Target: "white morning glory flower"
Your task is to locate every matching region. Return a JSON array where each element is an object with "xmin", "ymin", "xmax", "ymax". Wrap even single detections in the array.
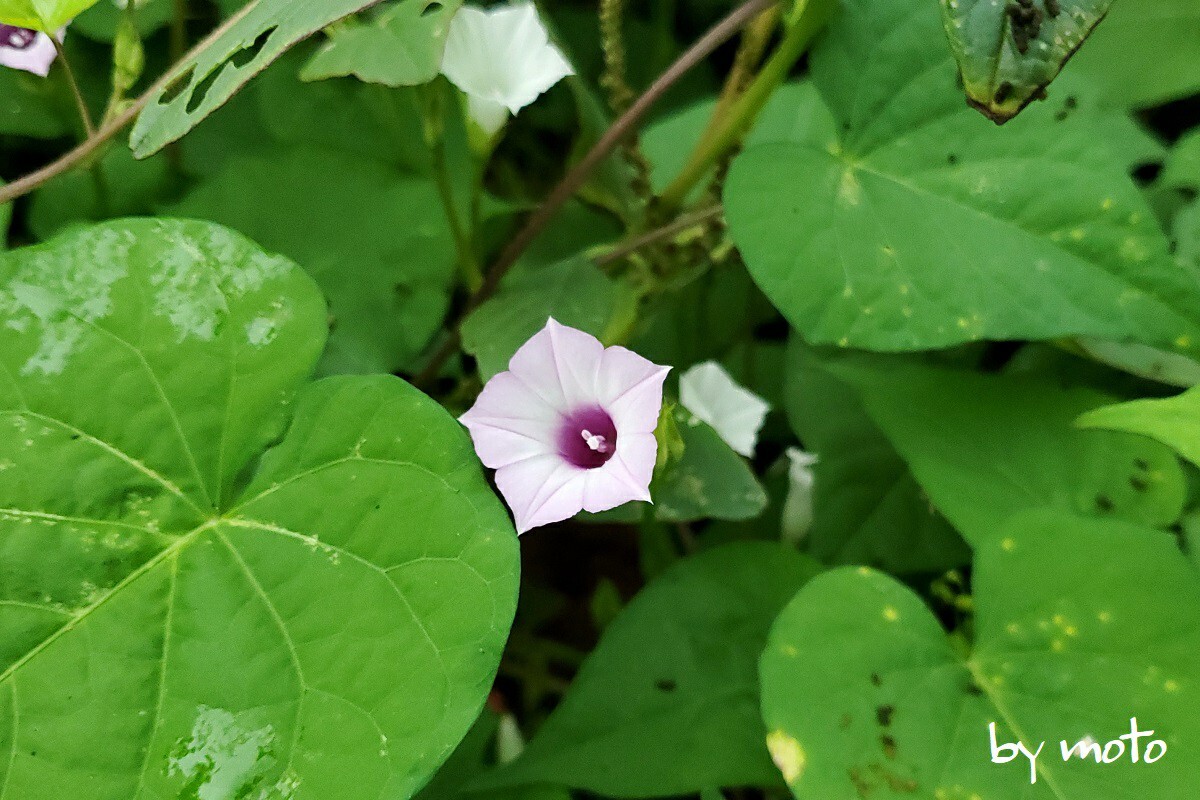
[
  {"xmin": 460, "ymin": 319, "xmax": 670, "ymax": 534},
  {"xmin": 440, "ymin": 2, "xmax": 574, "ymax": 136},
  {"xmin": 678, "ymin": 361, "xmax": 769, "ymax": 457},
  {"xmin": 0, "ymin": 25, "xmax": 62, "ymax": 77},
  {"xmin": 781, "ymin": 447, "xmax": 818, "ymax": 544}
]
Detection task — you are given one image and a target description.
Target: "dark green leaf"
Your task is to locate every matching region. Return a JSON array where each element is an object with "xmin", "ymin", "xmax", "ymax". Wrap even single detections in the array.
[{"xmin": 481, "ymin": 543, "xmax": 821, "ymax": 797}]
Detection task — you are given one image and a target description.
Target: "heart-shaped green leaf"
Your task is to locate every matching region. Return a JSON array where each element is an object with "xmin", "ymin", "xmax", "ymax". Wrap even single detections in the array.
[
  {"xmin": 301, "ymin": 0, "xmax": 463, "ymax": 87},
  {"xmin": 0, "ymin": 219, "xmax": 518, "ymax": 798},
  {"xmin": 761, "ymin": 510, "xmax": 1200, "ymax": 797},
  {"xmin": 0, "ymin": 0, "xmax": 96, "ymax": 31},
  {"xmin": 724, "ymin": 0, "xmax": 1200, "ymax": 358},
  {"xmin": 130, "ymin": 0, "xmax": 385, "ymax": 158},
  {"xmin": 940, "ymin": 0, "xmax": 1113, "ymax": 122}
]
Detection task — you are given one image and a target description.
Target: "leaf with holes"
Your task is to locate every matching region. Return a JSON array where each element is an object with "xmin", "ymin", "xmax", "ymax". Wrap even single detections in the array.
[
  {"xmin": 0, "ymin": 0, "xmax": 97, "ymax": 31},
  {"xmin": 301, "ymin": 0, "xmax": 462, "ymax": 87},
  {"xmin": 830, "ymin": 357, "xmax": 1187, "ymax": 544},
  {"xmin": 939, "ymin": 0, "xmax": 1113, "ymax": 122},
  {"xmin": 129, "ymin": 0, "xmax": 386, "ymax": 158},
  {"xmin": 724, "ymin": 0, "xmax": 1200, "ymax": 358},
  {"xmin": 478, "ymin": 543, "xmax": 821, "ymax": 798},
  {"xmin": 0, "ymin": 218, "xmax": 518, "ymax": 799},
  {"xmin": 760, "ymin": 510, "xmax": 1200, "ymax": 797}
]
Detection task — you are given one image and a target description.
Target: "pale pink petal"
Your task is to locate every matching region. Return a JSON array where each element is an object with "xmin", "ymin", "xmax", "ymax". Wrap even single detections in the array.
[
  {"xmin": 507, "ymin": 318, "xmax": 604, "ymax": 412},
  {"xmin": 495, "ymin": 454, "xmax": 586, "ymax": 533},
  {"xmin": 460, "ymin": 372, "xmax": 559, "ymax": 468},
  {"xmin": 0, "ymin": 26, "xmax": 61, "ymax": 78},
  {"xmin": 597, "ymin": 346, "xmax": 670, "ymax": 435},
  {"xmin": 581, "ymin": 431, "xmax": 657, "ymax": 511}
]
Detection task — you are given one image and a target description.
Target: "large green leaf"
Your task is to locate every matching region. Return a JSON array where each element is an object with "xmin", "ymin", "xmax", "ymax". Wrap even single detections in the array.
[
  {"xmin": 130, "ymin": 0, "xmax": 384, "ymax": 158},
  {"xmin": 1068, "ymin": 0, "xmax": 1200, "ymax": 108},
  {"xmin": 301, "ymin": 0, "xmax": 462, "ymax": 87},
  {"xmin": 761, "ymin": 510, "xmax": 1200, "ymax": 797},
  {"xmin": 833, "ymin": 359, "xmax": 1186, "ymax": 544},
  {"xmin": 0, "ymin": 0, "xmax": 96, "ymax": 30},
  {"xmin": 167, "ymin": 147, "xmax": 455, "ymax": 375},
  {"xmin": 939, "ymin": 0, "xmax": 1112, "ymax": 122},
  {"xmin": 785, "ymin": 345, "xmax": 968, "ymax": 573},
  {"xmin": 725, "ymin": 0, "xmax": 1200, "ymax": 358},
  {"xmin": 480, "ymin": 543, "xmax": 821, "ymax": 797},
  {"xmin": 0, "ymin": 219, "xmax": 518, "ymax": 798}
]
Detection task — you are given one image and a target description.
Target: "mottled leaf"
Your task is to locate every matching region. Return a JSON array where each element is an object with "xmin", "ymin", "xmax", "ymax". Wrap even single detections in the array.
[
  {"xmin": 0, "ymin": 219, "xmax": 518, "ymax": 798},
  {"xmin": 940, "ymin": 0, "xmax": 1113, "ymax": 122},
  {"xmin": 761, "ymin": 510, "xmax": 1200, "ymax": 797}
]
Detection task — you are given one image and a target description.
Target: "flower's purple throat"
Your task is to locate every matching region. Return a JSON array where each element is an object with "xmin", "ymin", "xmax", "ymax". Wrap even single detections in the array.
[
  {"xmin": 558, "ymin": 406, "xmax": 618, "ymax": 469},
  {"xmin": 1, "ymin": 26, "xmax": 38, "ymax": 50}
]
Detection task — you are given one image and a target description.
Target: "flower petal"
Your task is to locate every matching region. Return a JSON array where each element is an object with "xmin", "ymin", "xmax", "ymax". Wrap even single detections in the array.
[
  {"xmin": 440, "ymin": 2, "xmax": 573, "ymax": 125},
  {"xmin": 596, "ymin": 346, "xmax": 670, "ymax": 435},
  {"xmin": 0, "ymin": 26, "xmax": 61, "ymax": 77},
  {"xmin": 508, "ymin": 318, "xmax": 605, "ymax": 413},
  {"xmin": 494, "ymin": 454, "xmax": 585, "ymax": 533},
  {"xmin": 679, "ymin": 361, "xmax": 769, "ymax": 457},
  {"xmin": 583, "ymin": 431, "xmax": 657, "ymax": 511},
  {"xmin": 460, "ymin": 372, "xmax": 560, "ymax": 468}
]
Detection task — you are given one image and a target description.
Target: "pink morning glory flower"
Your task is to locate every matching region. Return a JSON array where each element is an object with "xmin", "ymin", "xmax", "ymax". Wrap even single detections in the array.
[
  {"xmin": 460, "ymin": 319, "xmax": 670, "ymax": 534},
  {"xmin": 0, "ymin": 25, "xmax": 61, "ymax": 77}
]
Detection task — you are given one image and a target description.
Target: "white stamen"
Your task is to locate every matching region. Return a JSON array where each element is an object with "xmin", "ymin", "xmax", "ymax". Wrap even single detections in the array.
[{"xmin": 581, "ymin": 429, "xmax": 609, "ymax": 453}]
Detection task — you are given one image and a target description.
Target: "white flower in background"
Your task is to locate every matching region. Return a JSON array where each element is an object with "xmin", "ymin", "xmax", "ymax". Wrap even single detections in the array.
[
  {"xmin": 495, "ymin": 712, "xmax": 526, "ymax": 764},
  {"xmin": 678, "ymin": 361, "xmax": 769, "ymax": 457},
  {"xmin": 440, "ymin": 2, "xmax": 574, "ymax": 136},
  {"xmin": 781, "ymin": 447, "xmax": 818, "ymax": 545},
  {"xmin": 0, "ymin": 25, "xmax": 63, "ymax": 77}
]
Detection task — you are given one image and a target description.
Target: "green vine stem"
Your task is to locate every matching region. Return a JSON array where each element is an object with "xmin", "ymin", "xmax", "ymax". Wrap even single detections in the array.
[{"xmin": 656, "ymin": 0, "xmax": 831, "ymax": 214}]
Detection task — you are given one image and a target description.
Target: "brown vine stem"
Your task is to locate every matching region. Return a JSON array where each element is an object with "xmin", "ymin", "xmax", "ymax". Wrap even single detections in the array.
[
  {"xmin": 414, "ymin": 0, "xmax": 776, "ymax": 388},
  {"xmin": 0, "ymin": 0, "xmax": 259, "ymax": 207},
  {"xmin": 594, "ymin": 204, "xmax": 723, "ymax": 269}
]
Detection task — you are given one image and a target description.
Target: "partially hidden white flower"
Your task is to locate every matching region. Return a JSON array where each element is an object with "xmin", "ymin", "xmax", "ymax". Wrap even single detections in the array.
[
  {"xmin": 440, "ymin": 2, "xmax": 574, "ymax": 136},
  {"xmin": 0, "ymin": 25, "xmax": 63, "ymax": 77},
  {"xmin": 460, "ymin": 319, "xmax": 670, "ymax": 534},
  {"xmin": 679, "ymin": 361, "xmax": 769, "ymax": 457},
  {"xmin": 781, "ymin": 447, "xmax": 817, "ymax": 545}
]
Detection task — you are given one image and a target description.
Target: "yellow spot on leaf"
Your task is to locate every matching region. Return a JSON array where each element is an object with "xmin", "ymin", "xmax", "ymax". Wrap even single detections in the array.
[
  {"xmin": 883, "ymin": 606, "xmax": 900, "ymax": 622},
  {"xmin": 767, "ymin": 730, "xmax": 806, "ymax": 784},
  {"xmin": 1001, "ymin": 537, "xmax": 1016, "ymax": 552}
]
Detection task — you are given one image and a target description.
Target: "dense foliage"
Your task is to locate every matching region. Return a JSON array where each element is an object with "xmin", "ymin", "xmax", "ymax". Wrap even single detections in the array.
[{"xmin": 0, "ymin": 0, "xmax": 1198, "ymax": 798}]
